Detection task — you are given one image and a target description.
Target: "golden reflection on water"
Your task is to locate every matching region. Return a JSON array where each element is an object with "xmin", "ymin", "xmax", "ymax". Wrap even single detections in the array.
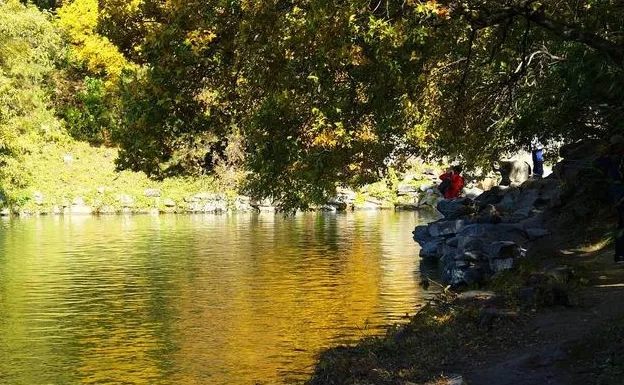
[{"xmin": 0, "ymin": 211, "xmax": 437, "ymax": 385}]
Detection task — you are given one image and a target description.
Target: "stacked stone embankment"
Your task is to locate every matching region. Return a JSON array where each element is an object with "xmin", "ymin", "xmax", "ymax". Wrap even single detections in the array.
[{"xmin": 413, "ymin": 178, "xmax": 561, "ymax": 287}]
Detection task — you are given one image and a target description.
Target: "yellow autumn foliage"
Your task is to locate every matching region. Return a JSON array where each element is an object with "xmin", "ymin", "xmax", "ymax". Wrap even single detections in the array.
[{"xmin": 56, "ymin": 0, "xmax": 132, "ymax": 82}]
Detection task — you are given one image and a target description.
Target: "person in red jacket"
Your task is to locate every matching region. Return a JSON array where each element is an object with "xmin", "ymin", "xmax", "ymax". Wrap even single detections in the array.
[{"xmin": 438, "ymin": 165, "xmax": 465, "ymax": 199}]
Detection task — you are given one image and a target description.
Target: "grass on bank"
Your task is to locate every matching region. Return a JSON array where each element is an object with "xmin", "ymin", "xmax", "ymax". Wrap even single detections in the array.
[{"xmin": 2, "ymin": 140, "xmax": 230, "ymax": 213}]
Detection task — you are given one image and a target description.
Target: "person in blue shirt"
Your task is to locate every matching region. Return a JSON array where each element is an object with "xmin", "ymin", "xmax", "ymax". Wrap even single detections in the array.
[{"xmin": 531, "ymin": 136, "xmax": 544, "ymax": 178}]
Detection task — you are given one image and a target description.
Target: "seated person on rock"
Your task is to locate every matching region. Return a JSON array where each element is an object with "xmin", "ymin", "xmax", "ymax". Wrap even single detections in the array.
[{"xmin": 438, "ymin": 165, "xmax": 465, "ymax": 199}]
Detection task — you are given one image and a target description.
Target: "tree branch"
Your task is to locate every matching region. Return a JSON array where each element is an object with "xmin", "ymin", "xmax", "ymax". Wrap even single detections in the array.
[{"xmin": 525, "ymin": 8, "xmax": 624, "ymax": 66}]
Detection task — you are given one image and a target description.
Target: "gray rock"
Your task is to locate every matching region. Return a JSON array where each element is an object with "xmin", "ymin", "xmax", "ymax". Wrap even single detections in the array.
[
  {"xmin": 441, "ymin": 265, "xmax": 483, "ymax": 287},
  {"xmin": 440, "ymin": 244, "xmax": 458, "ymax": 260},
  {"xmin": 457, "ymin": 290, "xmax": 498, "ymax": 301},
  {"xmin": 97, "ymin": 187, "xmax": 105, "ymax": 194},
  {"xmin": 457, "ymin": 236, "xmax": 483, "ymax": 253},
  {"xmin": 419, "ymin": 238, "xmax": 444, "ymax": 261},
  {"xmin": 510, "ymin": 205, "xmax": 534, "ymax": 222},
  {"xmin": 70, "ymin": 204, "xmax": 93, "ymax": 215},
  {"xmin": 397, "ymin": 184, "xmax": 419, "ymax": 196},
  {"xmin": 0, "ymin": 208, "xmax": 9, "ymax": 216},
  {"xmin": 144, "ymin": 188, "xmax": 161, "ymax": 197},
  {"xmin": 353, "ymin": 200, "xmax": 381, "ymax": 210},
  {"xmin": 413, "ymin": 225, "xmax": 432, "ymax": 245},
  {"xmin": 72, "ymin": 196, "xmax": 85, "ymax": 206},
  {"xmin": 459, "ymin": 250, "xmax": 483, "ymax": 261},
  {"xmin": 419, "ymin": 194, "xmax": 439, "ymax": 208},
  {"xmin": 445, "ymin": 236, "xmax": 459, "ymax": 247},
  {"xmin": 194, "ymin": 192, "xmax": 218, "ymax": 200},
  {"xmin": 463, "ymin": 186, "xmax": 484, "ymax": 199},
  {"xmin": 117, "ymin": 194, "xmax": 135, "ymax": 208},
  {"xmin": 317, "ymin": 204, "xmax": 338, "ymax": 212},
  {"xmin": 489, "ymin": 257, "xmax": 515, "ymax": 274},
  {"xmin": 163, "ymin": 198, "xmax": 176, "ymax": 207},
  {"xmin": 420, "ymin": 184, "xmax": 435, "ymax": 192},
  {"xmin": 202, "ymin": 201, "xmax": 227, "ymax": 212},
  {"xmin": 484, "ymin": 241, "xmax": 522, "ymax": 259},
  {"xmin": 457, "ymin": 223, "xmax": 511, "ymax": 238},
  {"xmin": 428, "ymin": 219, "xmax": 470, "ymax": 237},
  {"xmin": 495, "ymin": 159, "xmax": 532, "ymax": 186},
  {"xmin": 436, "ymin": 198, "xmax": 476, "ymax": 219},
  {"xmin": 497, "ymin": 187, "xmax": 521, "ymax": 212},
  {"xmin": 395, "ymin": 202, "xmax": 419, "ymax": 211},
  {"xmin": 33, "ymin": 191, "xmax": 44, "ymax": 205},
  {"xmin": 526, "ymin": 228, "xmax": 551, "ymax": 240},
  {"xmin": 234, "ymin": 198, "xmax": 253, "ymax": 212}
]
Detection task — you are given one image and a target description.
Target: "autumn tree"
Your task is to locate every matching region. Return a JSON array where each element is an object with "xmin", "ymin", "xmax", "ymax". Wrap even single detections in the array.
[{"xmin": 111, "ymin": 0, "xmax": 624, "ymax": 208}]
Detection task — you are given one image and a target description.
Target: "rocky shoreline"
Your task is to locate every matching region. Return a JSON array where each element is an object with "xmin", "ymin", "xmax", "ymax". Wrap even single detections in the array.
[
  {"xmin": 0, "ymin": 167, "xmax": 491, "ymax": 217},
  {"xmin": 307, "ymin": 139, "xmax": 614, "ymax": 385},
  {"xmin": 413, "ymin": 177, "xmax": 560, "ymax": 287}
]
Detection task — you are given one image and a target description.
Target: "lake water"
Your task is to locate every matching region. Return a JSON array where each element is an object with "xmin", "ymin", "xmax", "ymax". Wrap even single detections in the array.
[{"xmin": 0, "ymin": 211, "xmax": 437, "ymax": 385}]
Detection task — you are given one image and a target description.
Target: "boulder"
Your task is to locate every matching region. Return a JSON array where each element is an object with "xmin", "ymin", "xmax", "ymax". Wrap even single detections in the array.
[
  {"xmin": 484, "ymin": 241, "xmax": 523, "ymax": 274},
  {"xmin": 233, "ymin": 196, "xmax": 253, "ymax": 212},
  {"xmin": 163, "ymin": 198, "xmax": 176, "ymax": 207},
  {"xmin": 559, "ymin": 139, "xmax": 605, "ymax": 160},
  {"xmin": 428, "ymin": 219, "xmax": 470, "ymax": 237},
  {"xmin": 354, "ymin": 198, "xmax": 382, "ymax": 210},
  {"xmin": 419, "ymin": 238, "xmax": 444, "ymax": 261},
  {"xmin": 397, "ymin": 184, "xmax": 419, "ymax": 196},
  {"xmin": 70, "ymin": 204, "xmax": 93, "ymax": 215},
  {"xmin": 497, "ymin": 187, "xmax": 521, "ymax": 212},
  {"xmin": 484, "ymin": 241, "xmax": 522, "ymax": 259},
  {"xmin": 463, "ymin": 186, "xmax": 484, "ymax": 199},
  {"xmin": 72, "ymin": 196, "xmax": 86, "ymax": 206},
  {"xmin": 117, "ymin": 194, "xmax": 135, "ymax": 208},
  {"xmin": 457, "ymin": 236, "xmax": 484, "ymax": 253},
  {"xmin": 413, "ymin": 225, "xmax": 432, "ymax": 245},
  {"xmin": 316, "ymin": 204, "xmax": 338, "ymax": 212},
  {"xmin": 436, "ymin": 198, "xmax": 476, "ymax": 219},
  {"xmin": 475, "ymin": 186, "xmax": 505, "ymax": 206},
  {"xmin": 194, "ymin": 192, "xmax": 218, "ymax": 200},
  {"xmin": 144, "ymin": 189, "xmax": 161, "ymax": 197},
  {"xmin": 395, "ymin": 202, "xmax": 419, "ymax": 211},
  {"xmin": 476, "ymin": 177, "xmax": 498, "ymax": 191},
  {"xmin": 495, "ymin": 159, "xmax": 532, "ymax": 186},
  {"xmin": 33, "ymin": 191, "xmax": 44, "ymax": 205}
]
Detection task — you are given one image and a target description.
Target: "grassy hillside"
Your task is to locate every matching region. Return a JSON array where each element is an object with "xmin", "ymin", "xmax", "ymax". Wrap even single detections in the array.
[{"xmin": 2, "ymin": 140, "xmax": 231, "ymax": 214}]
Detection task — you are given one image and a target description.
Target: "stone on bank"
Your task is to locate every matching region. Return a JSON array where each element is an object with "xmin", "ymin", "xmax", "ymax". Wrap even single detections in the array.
[{"xmin": 414, "ymin": 177, "xmax": 559, "ymax": 287}]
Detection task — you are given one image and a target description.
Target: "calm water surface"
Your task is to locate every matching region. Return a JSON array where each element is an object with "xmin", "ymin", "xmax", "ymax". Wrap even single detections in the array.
[{"xmin": 0, "ymin": 211, "xmax": 437, "ymax": 385}]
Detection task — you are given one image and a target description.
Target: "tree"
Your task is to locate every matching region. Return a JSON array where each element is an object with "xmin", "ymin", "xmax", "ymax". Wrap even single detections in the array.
[
  {"xmin": 112, "ymin": 0, "xmax": 624, "ymax": 209},
  {"xmin": 0, "ymin": 0, "xmax": 65, "ymax": 202}
]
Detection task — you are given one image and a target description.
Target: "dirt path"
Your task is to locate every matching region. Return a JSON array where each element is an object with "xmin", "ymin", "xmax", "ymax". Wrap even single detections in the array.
[{"xmin": 458, "ymin": 249, "xmax": 624, "ymax": 385}]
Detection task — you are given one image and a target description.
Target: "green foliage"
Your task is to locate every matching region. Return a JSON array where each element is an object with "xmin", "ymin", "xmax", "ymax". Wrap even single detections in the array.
[
  {"xmin": 0, "ymin": 0, "xmax": 66, "ymax": 203},
  {"xmin": 105, "ymin": 0, "xmax": 624, "ymax": 209},
  {"xmin": 7, "ymin": 0, "xmax": 624, "ymax": 210},
  {"xmin": 59, "ymin": 76, "xmax": 113, "ymax": 144}
]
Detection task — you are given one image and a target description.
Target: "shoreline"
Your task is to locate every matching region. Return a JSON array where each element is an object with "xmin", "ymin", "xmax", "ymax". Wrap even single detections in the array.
[{"xmin": 306, "ymin": 139, "xmax": 624, "ymax": 385}]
